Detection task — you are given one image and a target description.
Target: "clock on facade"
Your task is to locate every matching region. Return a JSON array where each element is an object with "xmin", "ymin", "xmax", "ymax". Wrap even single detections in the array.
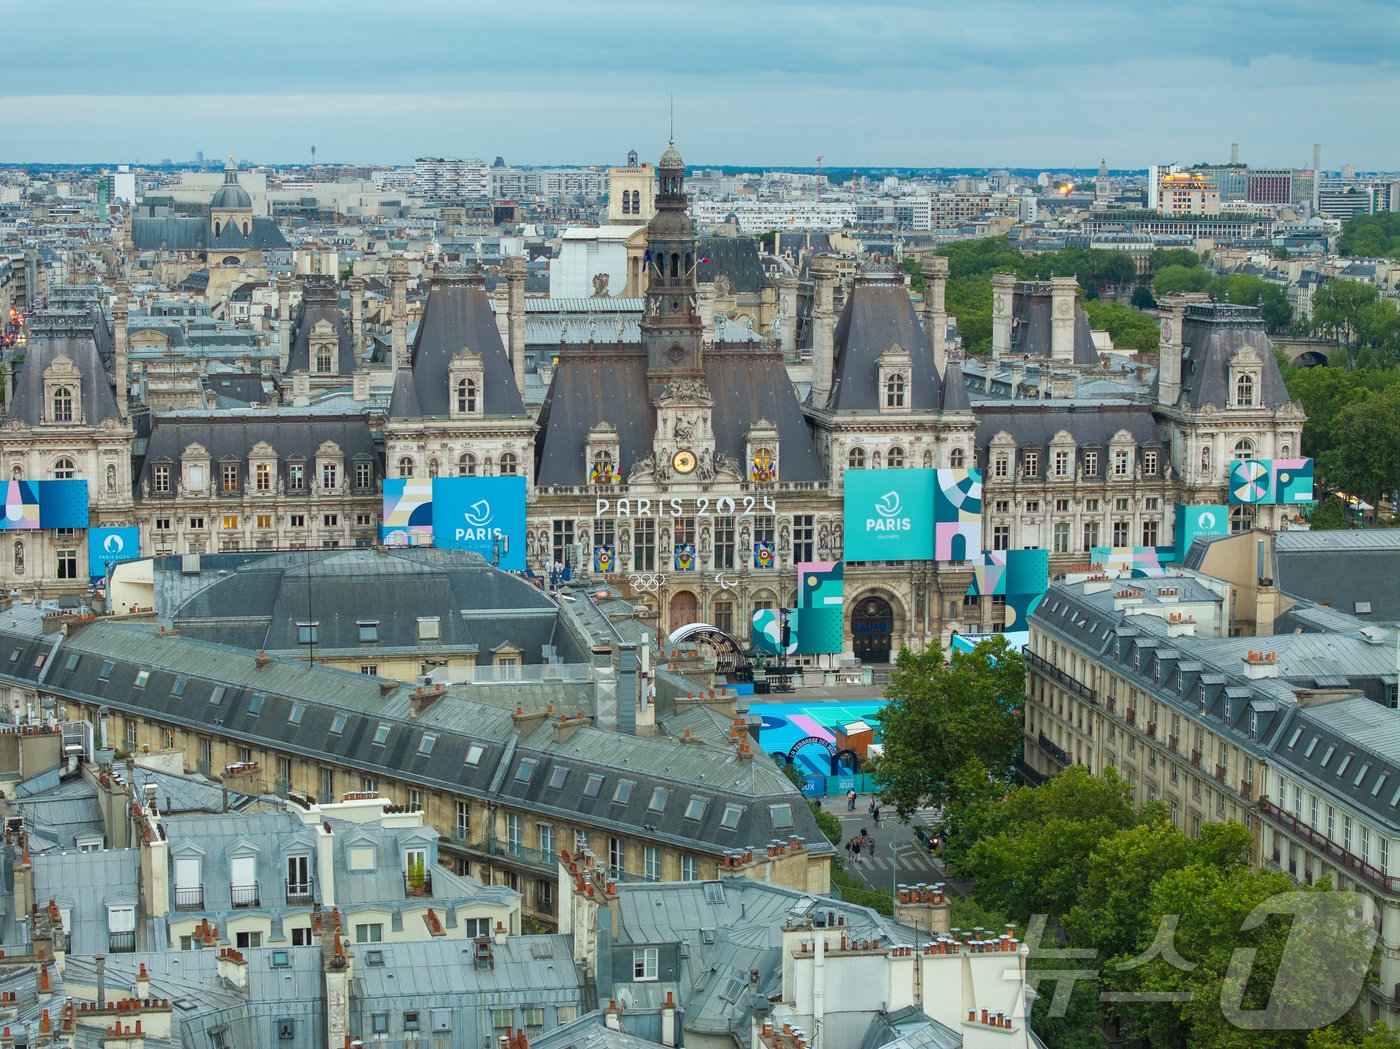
[{"xmin": 672, "ymin": 449, "xmax": 697, "ymax": 474}]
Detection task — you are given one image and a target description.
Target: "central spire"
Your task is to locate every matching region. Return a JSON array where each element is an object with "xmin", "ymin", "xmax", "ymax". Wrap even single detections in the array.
[{"xmin": 642, "ymin": 140, "xmax": 702, "ymax": 395}]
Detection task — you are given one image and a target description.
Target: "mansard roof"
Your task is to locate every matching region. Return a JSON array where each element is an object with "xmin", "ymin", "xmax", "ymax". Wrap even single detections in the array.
[
  {"xmin": 1009, "ymin": 283, "xmax": 1100, "ymax": 366},
  {"xmin": 973, "ymin": 403, "xmax": 1164, "ymax": 455},
  {"xmin": 389, "ymin": 273, "xmax": 525, "ymax": 420},
  {"xmin": 1176, "ymin": 303, "xmax": 1291, "ymax": 411},
  {"xmin": 3, "ymin": 310, "xmax": 122, "ymax": 427},
  {"xmin": 285, "ymin": 277, "xmax": 359, "ymax": 375},
  {"xmin": 829, "ymin": 273, "xmax": 942, "ymax": 411},
  {"xmin": 533, "ymin": 342, "xmax": 824, "ymax": 487}
]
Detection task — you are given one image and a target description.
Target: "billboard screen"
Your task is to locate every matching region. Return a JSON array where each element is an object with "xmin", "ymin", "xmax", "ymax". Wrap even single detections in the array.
[
  {"xmin": 88, "ymin": 527, "xmax": 140, "ymax": 581},
  {"xmin": 1229, "ymin": 459, "xmax": 1314, "ymax": 505},
  {"xmin": 2, "ymin": 479, "xmax": 89, "ymax": 530},
  {"xmin": 380, "ymin": 479, "xmax": 433, "ymax": 546},
  {"xmin": 430, "ymin": 476, "xmax": 526, "ymax": 570},
  {"xmin": 1174, "ymin": 504, "xmax": 1228, "ymax": 555}
]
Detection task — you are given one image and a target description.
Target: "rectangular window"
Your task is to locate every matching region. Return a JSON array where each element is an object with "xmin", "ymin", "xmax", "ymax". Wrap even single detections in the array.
[
  {"xmin": 418, "ymin": 617, "xmax": 441, "ymax": 641},
  {"xmin": 320, "ymin": 463, "xmax": 338, "ymax": 489},
  {"xmin": 1113, "ymin": 449, "xmax": 1131, "ymax": 477},
  {"xmin": 322, "ymin": 514, "xmax": 338, "ymax": 528},
  {"xmin": 1143, "ymin": 451, "xmax": 1159, "ymax": 476},
  {"xmin": 320, "ymin": 767, "xmax": 334, "ymax": 802},
  {"xmin": 791, "ymin": 515, "xmax": 815, "ymax": 563},
  {"xmin": 354, "ymin": 923, "xmax": 383, "ymax": 943},
  {"xmin": 609, "ymin": 836, "xmax": 625, "ymax": 876},
  {"xmin": 359, "ymin": 664, "xmax": 377, "ymax": 676},
  {"xmin": 993, "ymin": 454, "xmax": 1009, "ymax": 478},
  {"xmin": 287, "ymin": 463, "xmax": 305, "ymax": 491},
  {"xmin": 713, "ymin": 516, "xmax": 736, "ymax": 569},
  {"xmin": 633, "ymin": 947, "xmax": 658, "ymax": 981},
  {"xmin": 1142, "ymin": 520, "xmax": 1159, "ymax": 547},
  {"xmin": 455, "ymin": 801, "xmax": 470, "ymax": 840},
  {"xmin": 1053, "ymin": 522, "xmax": 1070, "ymax": 553},
  {"xmin": 992, "ymin": 524, "xmax": 1010, "ymax": 551},
  {"xmin": 1082, "ymin": 451, "xmax": 1099, "ymax": 477},
  {"xmin": 1023, "ymin": 451, "xmax": 1039, "ymax": 478},
  {"xmin": 153, "ymin": 464, "xmax": 172, "ymax": 493},
  {"xmin": 354, "ymin": 460, "xmax": 372, "ymax": 489},
  {"xmin": 538, "ymin": 822, "xmax": 555, "ymax": 858},
  {"xmin": 506, "ymin": 813, "xmax": 522, "ymax": 848},
  {"xmin": 297, "ymin": 622, "xmax": 318, "ymax": 645},
  {"xmin": 1112, "ymin": 520, "xmax": 1130, "ymax": 546},
  {"xmin": 1054, "ymin": 450, "xmax": 1070, "ymax": 477},
  {"xmin": 221, "ymin": 463, "xmax": 239, "ymax": 493},
  {"xmin": 680, "ymin": 855, "xmax": 699, "ymax": 881},
  {"xmin": 552, "ymin": 519, "xmax": 575, "ymax": 566},
  {"xmin": 644, "ymin": 845, "xmax": 661, "ymax": 881},
  {"xmin": 633, "ymin": 518, "xmax": 656, "ymax": 571},
  {"xmin": 221, "ymin": 515, "xmax": 239, "ymax": 531},
  {"xmin": 56, "ymin": 548, "xmax": 78, "ymax": 580}
]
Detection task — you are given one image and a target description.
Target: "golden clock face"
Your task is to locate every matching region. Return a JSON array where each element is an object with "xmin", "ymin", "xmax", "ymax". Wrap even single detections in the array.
[{"xmin": 672, "ymin": 450, "xmax": 697, "ymax": 475}]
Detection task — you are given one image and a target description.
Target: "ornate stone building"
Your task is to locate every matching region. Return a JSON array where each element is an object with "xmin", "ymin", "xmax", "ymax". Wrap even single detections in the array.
[{"xmin": 3, "ymin": 142, "xmax": 1305, "ymax": 665}]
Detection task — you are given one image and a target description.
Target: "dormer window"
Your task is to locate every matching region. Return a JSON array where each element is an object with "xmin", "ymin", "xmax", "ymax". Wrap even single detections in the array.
[
  {"xmin": 590, "ymin": 450, "xmax": 620, "ymax": 485},
  {"xmin": 255, "ymin": 463, "xmax": 272, "ymax": 492},
  {"xmin": 448, "ymin": 349, "xmax": 485, "ymax": 418},
  {"xmin": 1235, "ymin": 374, "xmax": 1253, "ymax": 406},
  {"xmin": 884, "ymin": 373, "xmax": 906, "ymax": 408},
  {"xmin": 456, "ymin": 378, "xmax": 478, "ymax": 414},
  {"xmin": 52, "ymin": 387, "xmax": 73, "ymax": 422}
]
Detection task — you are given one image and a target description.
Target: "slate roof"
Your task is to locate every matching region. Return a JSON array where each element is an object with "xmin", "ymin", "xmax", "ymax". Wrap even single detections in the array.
[
  {"xmin": 166, "ymin": 548, "xmax": 578, "ymax": 661},
  {"xmin": 3, "ymin": 311, "xmax": 122, "ymax": 427},
  {"xmin": 696, "ymin": 236, "xmax": 767, "ymax": 294},
  {"xmin": 829, "ymin": 273, "xmax": 943, "ymax": 411},
  {"xmin": 1175, "ymin": 303, "xmax": 1290, "ymax": 410},
  {"xmin": 136, "ymin": 411, "xmax": 380, "ymax": 493},
  {"xmin": 533, "ymin": 343, "xmax": 824, "ymax": 486},
  {"xmin": 1008, "ymin": 284, "xmax": 1100, "ymax": 365},
  {"xmin": 390, "ymin": 273, "xmax": 526, "ymax": 419},
  {"xmin": 1272, "ymin": 529, "xmax": 1400, "ymax": 625},
  {"xmin": 285, "ymin": 277, "xmax": 359, "ymax": 375},
  {"xmin": 1, "ymin": 607, "xmax": 829, "ymax": 864},
  {"xmin": 131, "ymin": 215, "xmax": 287, "ymax": 252},
  {"xmin": 973, "ymin": 403, "xmax": 1163, "ymax": 458}
]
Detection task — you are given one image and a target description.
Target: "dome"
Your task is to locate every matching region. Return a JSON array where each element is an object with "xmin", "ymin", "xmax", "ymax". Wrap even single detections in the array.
[
  {"xmin": 210, "ymin": 167, "xmax": 252, "ymax": 211},
  {"xmin": 660, "ymin": 141, "xmax": 684, "ymax": 169}
]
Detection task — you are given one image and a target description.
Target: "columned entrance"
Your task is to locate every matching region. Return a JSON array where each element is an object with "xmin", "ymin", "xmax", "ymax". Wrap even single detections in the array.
[{"xmin": 852, "ymin": 596, "xmax": 894, "ymax": 664}]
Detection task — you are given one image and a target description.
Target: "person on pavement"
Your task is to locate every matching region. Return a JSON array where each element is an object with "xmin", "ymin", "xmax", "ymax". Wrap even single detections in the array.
[{"xmin": 847, "ymin": 788, "xmax": 857, "ymax": 811}]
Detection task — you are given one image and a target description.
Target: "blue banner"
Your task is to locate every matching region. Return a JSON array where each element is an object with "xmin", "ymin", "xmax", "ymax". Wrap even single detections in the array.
[
  {"xmin": 430, "ymin": 477, "xmax": 526, "ymax": 570},
  {"xmin": 2, "ymin": 479, "xmax": 89, "ymax": 530},
  {"xmin": 88, "ymin": 527, "xmax": 140, "ymax": 581}
]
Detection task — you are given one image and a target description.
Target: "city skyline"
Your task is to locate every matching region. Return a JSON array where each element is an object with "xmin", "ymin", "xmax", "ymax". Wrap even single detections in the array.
[{"xmin": 0, "ymin": 0, "xmax": 1395, "ymax": 168}]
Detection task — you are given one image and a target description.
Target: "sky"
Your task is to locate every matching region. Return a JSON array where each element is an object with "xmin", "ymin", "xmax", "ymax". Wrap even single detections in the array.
[{"xmin": 1, "ymin": 0, "xmax": 1395, "ymax": 170}]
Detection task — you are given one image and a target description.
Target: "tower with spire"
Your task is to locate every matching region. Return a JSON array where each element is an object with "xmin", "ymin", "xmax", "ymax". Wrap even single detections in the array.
[{"xmin": 641, "ymin": 141, "xmax": 704, "ymax": 397}]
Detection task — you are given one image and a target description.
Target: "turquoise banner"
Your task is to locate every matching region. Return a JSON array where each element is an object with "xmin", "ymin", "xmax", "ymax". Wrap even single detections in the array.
[{"xmin": 843, "ymin": 469, "xmax": 935, "ymax": 561}]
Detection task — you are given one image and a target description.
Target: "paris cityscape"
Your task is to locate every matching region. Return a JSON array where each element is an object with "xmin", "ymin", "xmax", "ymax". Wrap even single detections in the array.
[{"xmin": 1, "ymin": 3, "xmax": 1398, "ymax": 1048}]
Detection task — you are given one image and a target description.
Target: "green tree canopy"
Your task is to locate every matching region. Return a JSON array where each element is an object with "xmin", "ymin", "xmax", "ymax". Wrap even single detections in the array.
[
  {"xmin": 866, "ymin": 637, "xmax": 1026, "ymax": 818},
  {"xmin": 1084, "ymin": 300, "xmax": 1161, "ymax": 352},
  {"xmin": 1306, "ymin": 496, "xmax": 1350, "ymax": 530},
  {"xmin": 1131, "ymin": 284, "xmax": 1158, "ymax": 309},
  {"xmin": 1151, "ymin": 247, "xmax": 1202, "ymax": 271},
  {"xmin": 1312, "ymin": 280, "xmax": 1400, "ymax": 364},
  {"xmin": 1153, "ymin": 265, "xmax": 1214, "ymax": 296},
  {"xmin": 1324, "ymin": 383, "xmax": 1400, "ymax": 511},
  {"xmin": 1339, "ymin": 213, "xmax": 1400, "ymax": 261}
]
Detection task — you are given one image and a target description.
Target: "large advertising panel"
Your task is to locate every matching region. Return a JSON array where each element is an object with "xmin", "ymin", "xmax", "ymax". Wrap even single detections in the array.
[
  {"xmin": 88, "ymin": 527, "xmax": 140, "ymax": 581},
  {"xmin": 1229, "ymin": 459, "xmax": 1314, "ymax": 505},
  {"xmin": 380, "ymin": 479, "xmax": 434, "ymax": 546},
  {"xmin": 843, "ymin": 469, "xmax": 981, "ymax": 563},
  {"xmin": 1174, "ymin": 504, "xmax": 1229, "ymax": 556},
  {"xmin": 796, "ymin": 560, "xmax": 844, "ymax": 655},
  {"xmin": 430, "ymin": 476, "xmax": 527, "ymax": 570},
  {"xmin": 2, "ymin": 479, "xmax": 89, "ymax": 530}
]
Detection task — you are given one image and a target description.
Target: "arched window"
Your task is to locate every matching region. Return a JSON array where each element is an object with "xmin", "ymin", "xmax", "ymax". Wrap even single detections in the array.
[
  {"xmin": 427, "ymin": 458, "xmax": 440, "ymax": 479},
  {"xmin": 1235, "ymin": 374, "xmax": 1255, "ymax": 407},
  {"xmin": 315, "ymin": 347, "xmax": 333, "ymax": 373},
  {"xmin": 499, "ymin": 452, "xmax": 518, "ymax": 476},
  {"xmin": 949, "ymin": 447, "xmax": 965, "ymax": 469},
  {"xmin": 213, "ymin": 221, "xmax": 221, "ymax": 237},
  {"xmin": 631, "ymin": 190, "xmax": 640, "ymax": 212},
  {"xmin": 456, "ymin": 378, "xmax": 477, "ymax": 414},
  {"xmin": 53, "ymin": 457, "xmax": 76, "ymax": 480},
  {"xmin": 1232, "ymin": 439, "xmax": 1254, "ymax": 462},
  {"xmin": 887, "ymin": 447, "xmax": 906, "ymax": 469},
  {"xmin": 884, "ymin": 373, "xmax": 907, "ymax": 408},
  {"xmin": 847, "ymin": 447, "xmax": 866, "ymax": 470},
  {"xmin": 670, "ymin": 253, "xmax": 679, "ymax": 279},
  {"xmin": 458, "ymin": 453, "xmax": 477, "ymax": 477},
  {"xmin": 397, "ymin": 456, "xmax": 415, "ymax": 478},
  {"xmin": 52, "ymin": 387, "xmax": 73, "ymax": 423},
  {"xmin": 591, "ymin": 450, "xmax": 618, "ymax": 484}
]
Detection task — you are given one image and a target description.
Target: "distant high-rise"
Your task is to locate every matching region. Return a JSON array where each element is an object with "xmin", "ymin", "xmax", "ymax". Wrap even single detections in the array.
[{"xmin": 195, "ymin": 149, "xmax": 205, "ymax": 169}]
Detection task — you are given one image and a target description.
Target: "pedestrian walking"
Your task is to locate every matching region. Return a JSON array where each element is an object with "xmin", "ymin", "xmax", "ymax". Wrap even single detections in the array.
[
  {"xmin": 847, "ymin": 837, "xmax": 860, "ymax": 866},
  {"xmin": 868, "ymin": 800, "xmax": 876, "ymax": 818},
  {"xmin": 847, "ymin": 788, "xmax": 856, "ymax": 811},
  {"xmin": 865, "ymin": 836, "xmax": 875, "ymax": 860},
  {"xmin": 872, "ymin": 804, "xmax": 881, "ymax": 827}
]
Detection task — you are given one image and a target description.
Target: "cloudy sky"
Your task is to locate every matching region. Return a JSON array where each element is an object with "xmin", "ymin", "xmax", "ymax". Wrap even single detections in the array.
[{"xmin": 1, "ymin": 0, "xmax": 1395, "ymax": 169}]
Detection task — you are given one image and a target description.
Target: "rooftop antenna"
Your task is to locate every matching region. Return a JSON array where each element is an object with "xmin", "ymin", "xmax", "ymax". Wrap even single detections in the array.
[{"xmin": 669, "ymin": 96, "xmax": 674, "ymax": 145}]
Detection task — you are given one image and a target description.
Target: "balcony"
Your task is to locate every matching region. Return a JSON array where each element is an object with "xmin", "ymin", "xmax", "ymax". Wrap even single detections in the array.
[
  {"xmin": 1037, "ymin": 732, "xmax": 1071, "ymax": 767},
  {"xmin": 285, "ymin": 880, "xmax": 314, "ymax": 905},
  {"xmin": 230, "ymin": 882, "xmax": 260, "ymax": 908},
  {"xmin": 486, "ymin": 839, "xmax": 558, "ymax": 874},
  {"xmin": 404, "ymin": 871, "xmax": 435, "ymax": 898},
  {"xmin": 1214, "ymin": 764, "xmax": 1226, "ymax": 783},
  {"xmin": 1126, "ymin": 709, "xmax": 1137, "ymax": 727},
  {"xmin": 1256, "ymin": 798, "xmax": 1400, "ymax": 896},
  {"xmin": 1190, "ymin": 748, "xmax": 1202, "ymax": 767},
  {"xmin": 1238, "ymin": 780, "xmax": 1254, "ymax": 802},
  {"xmin": 108, "ymin": 931, "xmax": 136, "ymax": 953},
  {"xmin": 1168, "ymin": 734, "xmax": 1179, "ymax": 753},
  {"xmin": 173, "ymin": 886, "xmax": 205, "ymax": 911},
  {"xmin": 1026, "ymin": 652, "xmax": 1097, "ymax": 705}
]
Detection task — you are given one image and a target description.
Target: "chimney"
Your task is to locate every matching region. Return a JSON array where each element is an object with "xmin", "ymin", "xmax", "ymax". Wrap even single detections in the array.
[
  {"xmin": 923, "ymin": 255, "xmax": 949, "ymax": 376},
  {"xmin": 276, "ymin": 275, "xmax": 293, "ymax": 373},
  {"xmin": 604, "ymin": 1001, "xmax": 621, "ymax": 1031},
  {"xmin": 113, "ymin": 281, "xmax": 130, "ymax": 409},
  {"xmin": 1156, "ymin": 295, "xmax": 1187, "ymax": 408},
  {"xmin": 809, "ymin": 254, "xmax": 837, "ymax": 408},
  {"xmin": 351, "ymin": 368, "xmax": 370, "ymax": 402},
  {"xmin": 1049, "ymin": 276, "xmax": 1078, "ymax": 363},
  {"xmin": 505, "ymin": 255, "xmax": 528, "ymax": 400},
  {"xmin": 661, "ymin": 990, "xmax": 676, "ymax": 1047},
  {"xmin": 216, "ymin": 947, "xmax": 248, "ymax": 991},
  {"xmin": 348, "ymin": 276, "xmax": 364, "ymax": 357},
  {"xmin": 990, "ymin": 273, "xmax": 1015, "ymax": 361},
  {"xmin": 135, "ymin": 962, "xmax": 149, "ymax": 1001},
  {"xmin": 389, "ymin": 255, "xmax": 410, "ymax": 375},
  {"xmin": 316, "ymin": 820, "xmax": 337, "ymax": 907},
  {"xmin": 95, "ymin": 952, "xmax": 106, "ymax": 1008}
]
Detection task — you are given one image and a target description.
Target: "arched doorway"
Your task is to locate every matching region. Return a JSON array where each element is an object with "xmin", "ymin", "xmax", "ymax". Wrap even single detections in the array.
[
  {"xmin": 852, "ymin": 596, "xmax": 894, "ymax": 664},
  {"xmin": 669, "ymin": 591, "xmax": 699, "ymax": 632}
]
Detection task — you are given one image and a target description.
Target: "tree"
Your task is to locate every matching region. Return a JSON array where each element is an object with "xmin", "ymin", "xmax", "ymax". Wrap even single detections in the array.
[
  {"xmin": 1283, "ymin": 365, "xmax": 1376, "ymax": 463},
  {"xmin": 1153, "ymin": 265, "xmax": 1213, "ymax": 296},
  {"xmin": 1311, "ymin": 280, "xmax": 1400, "ymax": 365},
  {"xmin": 1272, "ymin": 245, "xmax": 1292, "ymax": 260},
  {"xmin": 945, "ymin": 275, "xmax": 994, "ymax": 354},
  {"xmin": 902, "ymin": 257, "xmax": 923, "ymax": 290},
  {"xmin": 1306, "ymin": 497, "xmax": 1350, "ymax": 530},
  {"xmin": 1151, "ymin": 247, "xmax": 1202, "ymax": 272},
  {"xmin": 1325, "ymin": 384, "xmax": 1400, "ymax": 513},
  {"xmin": 1339, "ymin": 213, "xmax": 1400, "ymax": 261},
  {"xmin": 866, "ymin": 637, "xmax": 1026, "ymax": 819},
  {"xmin": 1210, "ymin": 274, "xmax": 1292, "ymax": 333},
  {"xmin": 1084, "ymin": 300, "xmax": 1160, "ymax": 352},
  {"xmin": 808, "ymin": 800, "xmax": 842, "ymax": 846},
  {"xmin": 1105, "ymin": 865, "xmax": 1372, "ymax": 1049},
  {"xmin": 950, "ymin": 767, "xmax": 1142, "ymax": 921},
  {"xmin": 1307, "ymin": 1022, "xmax": 1400, "ymax": 1049},
  {"xmin": 1131, "ymin": 284, "xmax": 1158, "ymax": 310}
]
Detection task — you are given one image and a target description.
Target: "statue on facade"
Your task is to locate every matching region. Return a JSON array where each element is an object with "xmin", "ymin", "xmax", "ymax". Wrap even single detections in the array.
[
  {"xmin": 674, "ymin": 414, "xmax": 695, "ymax": 442},
  {"xmin": 592, "ymin": 273, "xmax": 610, "ymax": 297},
  {"xmin": 712, "ymin": 274, "xmax": 731, "ymax": 299}
]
